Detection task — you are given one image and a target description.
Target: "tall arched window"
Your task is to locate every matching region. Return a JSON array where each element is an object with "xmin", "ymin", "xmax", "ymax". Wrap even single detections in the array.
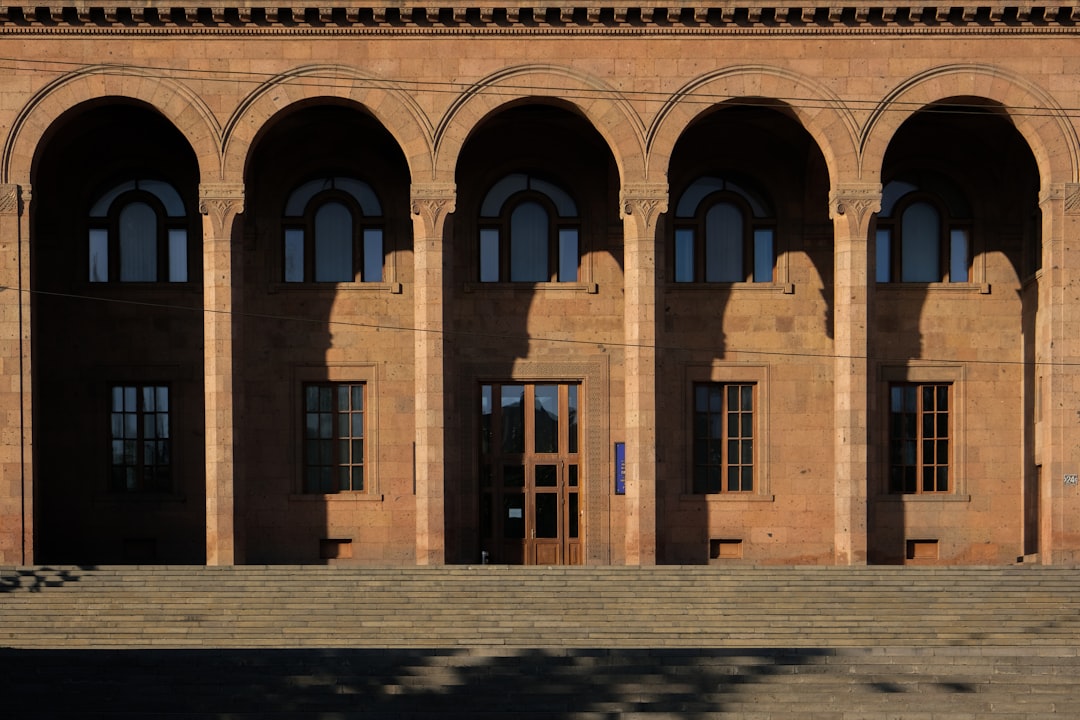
[
  {"xmin": 876, "ymin": 173, "xmax": 971, "ymax": 283},
  {"xmin": 283, "ymin": 177, "xmax": 384, "ymax": 283},
  {"xmin": 88, "ymin": 179, "xmax": 191, "ymax": 283},
  {"xmin": 673, "ymin": 176, "xmax": 775, "ymax": 283},
  {"xmin": 478, "ymin": 173, "xmax": 580, "ymax": 283}
]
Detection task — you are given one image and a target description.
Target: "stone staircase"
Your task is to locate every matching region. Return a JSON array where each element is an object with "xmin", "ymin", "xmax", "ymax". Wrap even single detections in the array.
[{"xmin": 1, "ymin": 565, "xmax": 1079, "ymax": 717}]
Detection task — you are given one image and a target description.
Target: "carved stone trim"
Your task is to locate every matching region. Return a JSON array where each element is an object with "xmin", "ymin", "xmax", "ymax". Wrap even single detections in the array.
[
  {"xmin": 0, "ymin": 184, "xmax": 22, "ymax": 216},
  {"xmin": 1063, "ymin": 183, "xmax": 1080, "ymax": 215},
  {"xmin": 829, "ymin": 184, "xmax": 882, "ymax": 230},
  {"xmin": 620, "ymin": 183, "xmax": 669, "ymax": 235},
  {"xmin": 411, "ymin": 182, "xmax": 457, "ymax": 234},
  {"xmin": 199, "ymin": 182, "xmax": 245, "ymax": 237}
]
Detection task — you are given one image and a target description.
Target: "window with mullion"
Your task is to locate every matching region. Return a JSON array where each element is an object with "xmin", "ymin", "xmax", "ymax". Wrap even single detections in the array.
[
  {"xmin": 283, "ymin": 178, "xmax": 385, "ymax": 284},
  {"xmin": 889, "ymin": 383, "xmax": 950, "ymax": 493},
  {"xmin": 478, "ymin": 174, "xmax": 580, "ymax": 283},
  {"xmin": 89, "ymin": 183, "xmax": 191, "ymax": 284},
  {"xmin": 109, "ymin": 384, "xmax": 172, "ymax": 493},
  {"xmin": 692, "ymin": 382, "xmax": 755, "ymax": 493},
  {"xmin": 674, "ymin": 179, "xmax": 775, "ymax": 284},
  {"xmin": 303, "ymin": 383, "xmax": 365, "ymax": 494},
  {"xmin": 876, "ymin": 185, "xmax": 971, "ymax": 283}
]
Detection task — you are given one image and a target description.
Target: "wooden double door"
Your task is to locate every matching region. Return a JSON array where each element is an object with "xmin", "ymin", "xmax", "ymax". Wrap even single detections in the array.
[{"xmin": 479, "ymin": 383, "xmax": 581, "ymax": 565}]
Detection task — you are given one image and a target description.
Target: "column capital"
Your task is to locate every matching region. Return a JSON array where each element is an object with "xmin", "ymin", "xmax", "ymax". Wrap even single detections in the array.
[
  {"xmin": 0, "ymin": 184, "xmax": 28, "ymax": 216},
  {"xmin": 1041, "ymin": 182, "xmax": 1080, "ymax": 213},
  {"xmin": 619, "ymin": 182, "xmax": 669, "ymax": 229},
  {"xmin": 410, "ymin": 182, "xmax": 456, "ymax": 231},
  {"xmin": 199, "ymin": 183, "xmax": 245, "ymax": 237},
  {"xmin": 829, "ymin": 183, "xmax": 881, "ymax": 229}
]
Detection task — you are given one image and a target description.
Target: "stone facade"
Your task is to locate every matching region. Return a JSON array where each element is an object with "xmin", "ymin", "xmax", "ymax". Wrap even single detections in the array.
[{"xmin": 1, "ymin": 2, "xmax": 1078, "ymax": 566}]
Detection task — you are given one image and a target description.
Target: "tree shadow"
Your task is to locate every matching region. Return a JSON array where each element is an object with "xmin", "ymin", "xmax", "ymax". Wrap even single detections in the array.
[{"xmin": 0, "ymin": 566, "xmax": 91, "ymax": 593}]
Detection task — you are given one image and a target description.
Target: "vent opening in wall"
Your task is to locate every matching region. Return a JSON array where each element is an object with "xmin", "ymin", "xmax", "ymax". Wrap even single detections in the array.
[
  {"xmin": 320, "ymin": 538, "xmax": 353, "ymax": 560},
  {"xmin": 709, "ymin": 538, "xmax": 743, "ymax": 560},
  {"xmin": 906, "ymin": 539, "xmax": 939, "ymax": 561}
]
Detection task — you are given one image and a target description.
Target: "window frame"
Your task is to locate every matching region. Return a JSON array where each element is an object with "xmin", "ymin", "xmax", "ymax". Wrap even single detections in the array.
[
  {"xmin": 88, "ymin": 180, "xmax": 193, "ymax": 284},
  {"xmin": 281, "ymin": 177, "xmax": 386, "ymax": 285},
  {"xmin": 672, "ymin": 177, "xmax": 777, "ymax": 285},
  {"xmin": 477, "ymin": 173, "xmax": 582, "ymax": 284},
  {"xmin": 878, "ymin": 365, "xmax": 967, "ymax": 500},
  {"xmin": 301, "ymin": 382, "xmax": 367, "ymax": 494},
  {"xmin": 108, "ymin": 383, "xmax": 173, "ymax": 494},
  {"xmin": 887, "ymin": 382, "xmax": 952, "ymax": 494},
  {"xmin": 291, "ymin": 364, "xmax": 381, "ymax": 500},
  {"xmin": 876, "ymin": 183, "xmax": 973, "ymax": 284},
  {"xmin": 683, "ymin": 364, "xmax": 772, "ymax": 500}
]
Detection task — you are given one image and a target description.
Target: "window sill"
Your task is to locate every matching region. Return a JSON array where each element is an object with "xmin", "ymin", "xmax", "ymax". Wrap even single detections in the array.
[
  {"xmin": 679, "ymin": 493, "xmax": 775, "ymax": 503},
  {"xmin": 269, "ymin": 282, "xmax": 402, "ymax": 294},
  {"xmin": 875, "ymin": 493, "xmax": 972, "ymax": 503},
  {"xmin": 876, "ymin": 282, "xmax": 991, "ymax": 294},
  {"xmin": 667, "ymin": 282, "xmax": 795, "ymax": 294},
  {"xmin": 289, "ymin": 492, "xmax": 384, "ymax": 503},
  {"xmin": 464, "ymin": 282, "xmax": 598, "ymax": 294}
]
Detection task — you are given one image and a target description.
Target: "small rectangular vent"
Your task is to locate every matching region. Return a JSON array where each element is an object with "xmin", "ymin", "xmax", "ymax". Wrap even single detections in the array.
[
  {"xmin": 319, "ymin": 538, "xmax": 353, "ymax": 560},
  {"xmin": 906, "ymin": 539, "xmax": 939, "ymax": 561},
  {"xmin": 710, "ymin": 538, "xmax": 743, "ymax": 560}
]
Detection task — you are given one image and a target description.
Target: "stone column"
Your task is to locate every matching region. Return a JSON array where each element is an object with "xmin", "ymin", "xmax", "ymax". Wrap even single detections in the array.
[
  {"xmin": 620, "ymin": 183, "xmax": 667, "ymax": 565},
  {"xmin": 199, "ymin": 183, "xmax": 244, "ymax": 565},
  {"xmin": 1037, "ymin": 183, "xmax": 1080, "ymax": 563},
  {"xmin": 411, "ymin": 182, "xmax": 455, "ymax": 565},
  {"xmin": 828, "ymin": 184, "xmax": 880, "ymax": 566},
  {"xmin": 0, "ymin": 184, "xmax": 30, "ymax": 564}
]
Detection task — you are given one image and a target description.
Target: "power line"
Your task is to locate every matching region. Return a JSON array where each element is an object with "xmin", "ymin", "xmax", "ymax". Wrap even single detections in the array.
[{"xmin": 4, "ymin": 283, "xmax": 1069, "ymax": 368}]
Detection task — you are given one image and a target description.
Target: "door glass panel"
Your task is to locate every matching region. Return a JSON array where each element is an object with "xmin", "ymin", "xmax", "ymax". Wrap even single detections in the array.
[
  {"xmin": 536, "ymin": 465, "xmax": 558, "ymax": 487},
  {"xmin": 501, "ymin": 385, "xmax": 525, "ymax": 453},
  {"xmin": 503, "ymin": 494, "xmax": 525, "ymax": 538},
  {"xmin": 535, "ymin": 493, "xmax": 558, "ymax": 538},
  {"xmin": 480, "ymin": 385, "xmax": 492, "ymax": 455},
  {"xmin": 568, "ymin": 492, "xmax": 579, "ymax": 538},
  {"xmin": 534, "ymin": 385, "xmax": 559, "ymax": 453},
  {"xmin": 567, "ymin": 464, "xmax": 578, "ymax": 487},
  {"xmin": 503, "ymin": 465, "xmax": 525, "ymax": 488}
]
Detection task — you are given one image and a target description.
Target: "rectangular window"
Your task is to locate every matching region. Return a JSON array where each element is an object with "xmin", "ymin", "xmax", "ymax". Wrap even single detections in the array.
[
  {"xmin": 110, "ymin": 385, "xmax": 171, "ymax": 493},
  {"xmin": 692, "ymin": 382, "xmax": 754, "ymax": 493},
  {"xmin": 303, "ymin": 383, "xmax": 365, "ymax": 494},
  {"xmin": 889, "ymin": 383, "xmax": 950, "ymax": 493}
]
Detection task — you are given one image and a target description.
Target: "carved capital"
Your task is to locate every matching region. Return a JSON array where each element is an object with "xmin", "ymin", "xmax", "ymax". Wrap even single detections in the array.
[
  {"xmin": 0, "ymin": 184, "xmax": 24, "ymax": 216},
  {"xmin": 829, "ymin": 184, "xmax": 882, "ymax": 230},
  {"xmin": 411, "ymin": 182, "xmax": 457, "ymax": 235},
  {"xmin": 199, "ymin": 183, "xmax": 245, "ymax": 237},
  {"xmin": 620, "ymin": 183, "xmax": 669, "ymax": 235},
  {"xmin": 1063, "ymin": 184, "xmax": 1080, "ymax": 215}
]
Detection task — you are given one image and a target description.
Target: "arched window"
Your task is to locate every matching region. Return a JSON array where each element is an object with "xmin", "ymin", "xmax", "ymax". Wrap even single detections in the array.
[
  {"xmin": 478, "ymin": 173, "xmax": 580, "ymax": 283},
  {"xmin": 876, "ymin": 173, "xmax": 971, "ymax": 283},
  {"xmin": 88, "ymin": 180, "xmax": 191, "ymax": 283},
  {"xmin": 673, "ymin": 176, "xmax": 775, "ymax": 283},
  {"xmin": 283, "ymin": 177, "xmax": 384, "ymax": 283}
]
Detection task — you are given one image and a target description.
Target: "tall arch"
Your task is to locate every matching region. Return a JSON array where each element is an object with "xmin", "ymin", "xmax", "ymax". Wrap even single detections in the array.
[
  {"xmin": 223, "ymin": 65, "xmax": 434, "ymax": 184},
  {"xmin": 647, "ymin": 66, "xmax": 861, "ymax": 190},
  {"xmin": 434, "ymin": 64, "xmax": 647, "ymax": 187},
  {"xmin": 4, "ymin": 65, "xmax": 221, "ymax": 185},
  {"xmin": 861, "ymin": 65, "xmax": 1079, "ymax": 185}
]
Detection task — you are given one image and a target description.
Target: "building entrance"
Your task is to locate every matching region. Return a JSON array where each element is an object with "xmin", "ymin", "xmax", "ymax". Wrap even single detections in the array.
[{"xmin": 479, "ymin": 383, "xmax": 581, "ymax": 564}]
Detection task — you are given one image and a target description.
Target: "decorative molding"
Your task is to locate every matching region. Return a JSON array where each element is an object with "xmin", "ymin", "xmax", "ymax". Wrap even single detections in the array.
[
  {"xmin": 411, "ymin": 182, "xmax": 457, "ymax": 233},
  {"xmin": 620, "ymin": 183, "xmax": 669, "ymax": 234},
  {"xmin": 0, "ymin": 3, "xmax": 1074, "ymax": 32},
  {"xmin": 0, "ymin": 184, "xmax": 21, "ymax": 215},
  {"xmin": 829, "ymin": 184, "xmax": 882, "ymax": 229},
  {"xmin": 199, "ymin": 183, "xmax": 245, "ymax": 237},
  {"xmin": 1064, "ymin": 184, "xmax": 1080, "ymax": 215}
]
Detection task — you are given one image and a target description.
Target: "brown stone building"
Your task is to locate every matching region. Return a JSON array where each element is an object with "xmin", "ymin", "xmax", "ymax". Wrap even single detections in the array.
[{"xmin": 1, "ymin": 1, "xmax": 1078, "ymax": 567}]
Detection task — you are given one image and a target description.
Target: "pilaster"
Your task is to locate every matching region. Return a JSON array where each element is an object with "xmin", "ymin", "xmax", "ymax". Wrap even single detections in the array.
[
  {"xmin": 199, "ymin": 183, "xmax": 244, "ymax": 566},
  {"xmin": 0, "ymin": 184, "xmax": 30, "ymax": 563},
  {"xmin": 829, "ymin": 183, "xmax": 880, "ymax": 566},
  {"xmin": 411, "ymin": 182, "xmax": 455, "ymax": 565},
  {"xmin": 620, "ymin": 183, "xmax": 667, "ymax": 565},
  {"xmin": 1037, "ymin": 183, "xmax": 1080, "ymax": 563}
]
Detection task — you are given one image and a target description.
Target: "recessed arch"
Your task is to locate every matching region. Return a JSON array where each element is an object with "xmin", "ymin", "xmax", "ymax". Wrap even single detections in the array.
[
  {"xmin": 434, "ymin": 64, "xmax": 647, "ymax": 186},
  {"xmin": 861, "ymin": 65, "xmax": 1079, "ymax": 185},
  {"xmin": 223, "ymin": 64, "xmax": 433, "ymax": 185},
  {"xmin": 648, "ymin": 66, "xmax": 860, "ymax": 190},
  {"xmin": 5, "ymin": 65, "xmax": 220, "ymax": 185}
]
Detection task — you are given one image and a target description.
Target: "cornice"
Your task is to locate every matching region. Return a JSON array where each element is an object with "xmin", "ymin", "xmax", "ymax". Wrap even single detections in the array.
[{"xmin": 0, "ymin": 2, "xmax": 1078, "ymax": 33}]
